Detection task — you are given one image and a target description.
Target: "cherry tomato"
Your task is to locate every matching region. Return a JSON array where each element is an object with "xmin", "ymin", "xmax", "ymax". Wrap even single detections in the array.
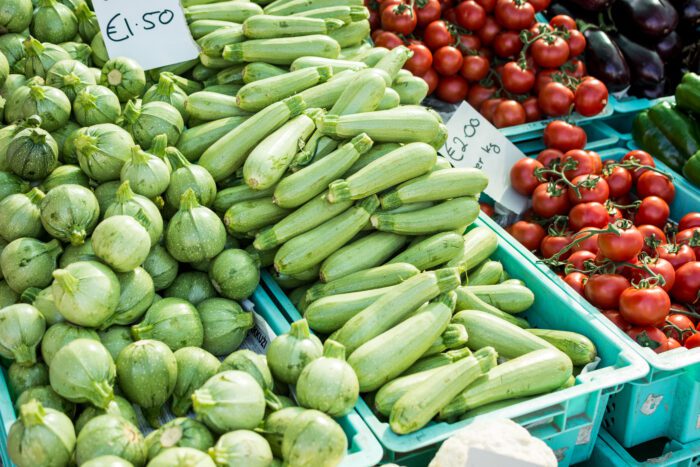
[
  {"xmin": 522, "ymin": 96, "xmax": 542, "ymax": 122},
  {"xmin": 598, "ymin": 223, "xmax": 644, "ymax": 262},
  {"xmin": 622, "ymin": 150, "xmax": 655, "ymax": 182},
  {"xmin": 631, "ymin": 257, "xmax": 676, "ymax": 292},
  {"xmin": 455, "ymin": 0, "xmax": 486, "ymax": 30},
  {"xmin": 568, "ymin": 174, "xmax": 610, "ymax": 204},
  {"xmin": 460, "ymin": 54, "xmax": 490, "ymax": 81},
  {"xmin": 493, "ymin": 99, "xmax": 526, "ymax": 128},
  {"xmin": 637, "ymin": 224, "xmax": 667, "ymax": 254},
  {"xmin": 529, "ymin": 0, "xmax": 551, "ymax": 12},
  {"xmin": 509, "ymin": 220, "xmax": 546, "ymax": 250},
  {"xmin": 564, "ymin": 271, "xmax": 587, "ymax": 295},
  {"xmin": 676, "ymin": 228, "xmax": 700, "ymax": 258},
  {"xmin": 671, "ymin": 261, "xmax": 700, "ymax": 304},
  {"xmin": 416, "ymin": 0, "xmax": 441, "ymax": 26},
  {"xmin": 603, "ymin": 310, "xmax": 631, "ymax": 331},
  {"xmin": 435, "ymin": 74, "xmax": 469, "ymax": 103},
  {"xmin": 538, "ymin": 82, "xmax": 575, "ymax": 117},
  {"xmin": 493, "ymin": 31, "xmax": 522, "ymax": 57},
  {"xmin": 420, "ymin": 67, "xmax": 439, "ymax": 95},
  {"xmin": 567, "ymin": 29, "xmax": 586, "ymax": 56},
  {"xmin": 620, "ymin": 286, "xmax": 671, "ymax": 326},
  {"xmin": 374, "ymin": 31, "xmax": 404, "ymax": 49},
  {"xmin": 679, "ymin": 213, "xmax": 700, "ymax": 232},
  {"xmin": 531, "ymin": 36, "xmax": 570, "ymax": 68},
  {"xmin": 381, "ymin": 3, "xmax": 417, "ymax": 34},
  {"xmin": 510, "ymin": 158, "xmax": 543, "ymax": 196},
  {"xmin": 404, "ymin": 44, "xmax": 433, "ymax": 76},
  {"xmin": 627, "ymin": 326, "xmax": 668, "ymax": 353},
  {"xmin": 573, "ymin": 227, "xmax": 600, "ymax": 254},
  {"xmin": 480, "ymin": 202, "xmax": 495, "ymax": 217},
  {"xmin": 543, "ymin": 121, "xmax": 587, "ymax": 151},
  {"xmin": 666, "ymin": 314, "xmax": 695, "ymax": 342},
  {"xmin": 467, "ymin": 84, "xmax": 495, "ymax": 108},
  {"xmin": 480, "ymin": 98, "xmax": 504, "ymax": 122},
  {"xmin": 494, "ymin": 0, "xmax": 535, "ymax": 30},
  {"xmin": 433, "ymin": 45, "xmax": 463, "ymax": 76},
  {"xmin": 635, "ymin": 196, "xmax": 670, "ymax": 228},
  {"xmin": 685, "ymin": 333, "xmax": 700, "ymax": 349},
  {"xmin": 574, "ymin": 78, "xmax": 608, "ymax": 117},
  {"xmin": 423, "ymin": 20, "xmax": 454, "ymax": 50},
  {"xmin": 585, "ymin": 274, "xmax": 630, "ymax": 309},
  {"xmin": 534, "ymin": 69, "xmax": 557, "ymax": 95},
  {"xmin": 604, "ymin": 166, "xmax": 633, "ymax": 198},
  {"xmin": 549, "ymin": 14, "xmax": 577, "ymax": 30},
  {"xmin": 475, "ymin": 0, "xmax": 496, "ymax": 12},
  {"xmin": 567, "ymin": 250, "xmax": 597, "ymax": 271},
  {"xmin": 541, "ymin": 234, "xmax": 572, "ymax": 259},
  {"xmin": 501, "ymin": 61, "xmax": 535, "ymax": 94},
  {"xmin": 532, "ymin": 183, "xmax": 571, "ymax": 218},
  {"xmin": 569, "ymin": 202, "xmax": 609, "ymax": 231},
  {"xmin": 478, "ymin": 16, "xmax": 501, "ymax": 45},
  {"xmin": 636, "ymin": 171, "xmax": 675, "ymax": 203},
  {"xmin": 562, "ymin": 150, "xmax": 597, "ymax": 179}
]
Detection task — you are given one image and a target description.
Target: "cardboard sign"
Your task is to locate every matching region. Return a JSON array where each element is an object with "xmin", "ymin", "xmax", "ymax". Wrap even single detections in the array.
[
  {"xmin": 92, "ymin": 0, "xmax": 200, "ymax": 70},
  {"xmin": 440, "ymin": 101, "xmax": 528, "ymax": 214}
]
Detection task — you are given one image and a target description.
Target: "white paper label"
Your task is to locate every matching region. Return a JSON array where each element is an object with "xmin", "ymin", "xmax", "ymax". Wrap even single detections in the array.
[
  {"xmin": 92, "ymin": 0, "xmax": 199, "ymax": 70},
  {"xmin": 466, "ymin": 448, "xmax": 544, "ymax": 467},
  {"xmin": 440, "ymin": 101, "xmax": 528, "ymax": 214}
]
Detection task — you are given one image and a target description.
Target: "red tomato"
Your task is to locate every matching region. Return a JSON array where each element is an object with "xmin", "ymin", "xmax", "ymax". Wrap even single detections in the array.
[
  {"xmin": 679, "ymin": 213, "xmax": 700, "ymax": 232},
  {"xmin": 371, "ymin": 28, "xmax": 386, "ymax": 42},
  {"xmin": 510, "ymin": 158, "xmax": 543, "ymax": 195},
  {"xmin": 541, "ymin": 234, "xmax": 572, "ymax": 259},
  {"xmin": 534, "ymin": 69, "xmax": 556, "ymax": 95},
  {"xmin": 567, "ymin": 250, "xmax": 597, "ymax": 271},
  {"xmin": 622, "ymin": 150, "xmax": 655, "ymax": 182},
  {"xmin": 657, "ymin": 243, "xmax": 696, "ymax": 270},
  {"xmin": 529, "ymin": 0, "xmax": 551, "ymax": 12},
  {"xmin": 604, "ymin": 166, "xmax": 633, "ymax": 198},
  {"xmin": 635, "ymin": 196, "xmax": 670, "ymax": 228},
  {"xmin": 562, "ymin": 149, "xmax": 596, "ymax": 179},
  {"xmin": 636, "ymin": 171, "xmax": 675, "ymax": 203},
  {"xmin": 433, "ymin": 46, "xmax": 463, "ymax": 76},
  {"xmin": 627, "ymin": 326, "xmax": 669, "ymax": 353},
  {"xmin": 416, "ymin": 0, "xmax": 441, "ymax": 26},
  {"xmin": 631, "ymin": 257, "xmax": 676, "ymax": 292},
  {"xmin": 568, "ymin": 59, "xmax": 587, "ymax": 78},
  {"xmin": 374, "ymin": 31, "xmax": 404, "ymax": 49},
  {"xmin": 549, "ymin": 15, "xmax": 577, "ymax": 30},
  {"xmin": 467, "ymin": 84, "xmax": 495, "ymax": 108},
  {"xmin": 671, "ymin": 261, "xmax": 700, "ymax": 304},
  {"xmin": 480, "ymin": 202, "xmax": 495, "ymax": 217},
  {"xmin": 607, "ymin": 204, "xmax": 624, "ymax": 224},
  {"xmin": 598, "ymin": 223, "xmax": 644, "ymax": 262},
  {"xmin": 369, "ymin": 8, "xmax": 381, "ymax": 29},
  {"xmin": 404, "ymin": 44, "xmax": 433, "ymax": 76},
  {"xmin": 543, "ymin": 121, "xmax": 587, "ymax": 151},
  {"xmin": 676, "ymin": 228, "xmax": 700, "ymax": 258},
  {"xmin": 685, "ymin": 333, "xmax": 700, "ymax": 349},
  {"xmin": 619, "ymin": 286, "xmax": 670, "ymax": 326},
  {"xmin": 423, "ymin": 20, "xmax": 454, "ymax": 50},
  {"xmin": 567, "ymin": 29, "xmax": 586, "ymax": 56},
  {"xmin": 588, "ymin": 151, "xmax": 603, "ymax": 174},
  {"xmin": 443, "ymin": 6, "xmax": 458, "ymax": 22},
  {"xmin": 475, "ymin": 0, "xmax": 496, "ymax": 12},
  {"xmin": 529, "ymin": 22, "xmax": 552, "ymax": 35},
  {"xmin": 493, "ymin": 100, "xmax": 526, "ymax": 128},
  {"xmin": 493, "ymin": 31, "xmax": 523, "ymax": 57},
  {"xmin": 574, "ymin": 78, "xmax": 608, "ymax": 117},
  {"xmin": 572, "ymin": 227, "xmax": 600, "ymax": 254},
  {"xmin": 479, "ymin": 98, "xmax": 504, "ymax": 122},
  {"xmin": 381, "ymin": 4, "xmax": 417, "ymax": 34},
  {"xmin": 637, "ymin": 224, "xmax": 667, "ymax": 254},
  {"xmin": 564, "ymin": 271, "xmax": 587, "ymax": 296},
  {"xmin": 661, "ymin": 337, "xmax": 682, "ymax": 351},
  {"xmin": 531, "ymin": 36, "xmax": 570, "ymax": 68},
  {"xmin": 569, "ymin": 202, "xmax": 609, "ymax": 231},
  {"xmin": 460, "ymin": 54, "xmax": 490, "ymax": 81},
  {"xmin": 478, "ymin": 16, "xmax": 501, "ymax": 45},
  {"xmin": 568, "ymin": 174, "xmax": 610, "ymax": 204},
  {"xmin": 538, "ymin": 82, "xmax": 575, "ymax": 117},
  {"xmin": 435, "ymin": 75, "xmax": 469, "ymax": 103},
  {"xmin": 509, "ymin": 220, "xmax": 546, "ymax": 250},
  {"xmin": 522, "ymin": 96, "xmax": 542, "ymax": 122},
  {"xmin": 494, "ymin": 0, "xmax": 535, "ymax": 30},
  {"xmin": 532, "ymin": 183, "xmax": 571, "ymax": 218},
  {"xmin": 585, "ymin": 274, "xmax": 630, "ymax": 309},
  {"xmin": 602, "ymin": 310, "xmax": 631, "ymax": 331},
  {"xmin": 458, "ymin": 34, "xmax": 482, "ymax": 52},
  {"xmin": 455, "ymin": 0, "xmax": 486, "ymax": 30},
  {"xmin": 420, "ymin": 67, "xmax": 439, "ymax": 94},
  {"xmin": 501, "ymin": 61, "xmax": 535, "ymax": 94},
  {"xmin": 666, "ymin": 314, "xmax": 695, "ymax": 342}
]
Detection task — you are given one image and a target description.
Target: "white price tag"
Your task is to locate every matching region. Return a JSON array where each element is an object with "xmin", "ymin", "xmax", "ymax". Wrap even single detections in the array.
[
  {"xmin": 92, "ymin": 0, "xmax": 200, "ymax": 70},
  {"xmin": 440, "ymin": 101, "xmax": 528, "ymax": 214}
]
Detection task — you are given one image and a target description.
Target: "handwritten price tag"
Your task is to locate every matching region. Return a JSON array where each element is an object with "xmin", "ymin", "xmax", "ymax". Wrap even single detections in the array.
[
  {"xmin": 440, "ymin": 101, "xmax": 528, "ymax": 214},
  {"xmin": 92, "ymin": 0, "xmax": 199, "ymax": 70}
]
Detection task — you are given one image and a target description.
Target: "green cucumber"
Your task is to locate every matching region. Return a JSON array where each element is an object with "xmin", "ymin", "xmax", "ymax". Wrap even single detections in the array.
[
  {"xmin": 185, "ymin": 1, "xmax": 263, "ymax": 22},
  {"xmin": 237, "ymin": 66, "xmax": 332, "ymax": 112},
  {"xmin": 328, "ymin": 20, "xmax": 370, "ymax": 48},
  {"xmin": 371, "ymin": 197, "xmax": 480, "ymax": 236},
  {"xmin": 319, "ymin": 231, "xmax": 407, "ymax": 282},
  {"xmin": 455, "ymin": 289, "xmax": 530, "ymax": 328},
  {"xmin": 388, "ymin": 231, "xmax": 464, "ymax": 271},
  {"xmin": 213, "ymin": 184, "xmax": 276, "ymax": 214},
  {"xmin": 291, "ymin": 56, "xmax": 367, "ymax": 73},
  {"xmin": 223, "ymin": 35, "xmax": 341, "ymax": 65},
  {"xmin": 446, "ymin": 227, "xmax": 499, "ymax": 272},
  {"xmin": 467, "ymin": 260, "xmax": 503, "ymax": 286},
  {"xmin": 242, "ymin": 62, "xmax": 288, "ymax": 84},
  {"xmin": 224, "ymin": 198, "xmax": 291, "ymax": 234},
  {"xmin": 177, "ymin": 116, "xmax": 248, "ymax": 161},
  {"xmin": 304, "ymin": 285, "xmax": 396, "ymax": 333},
  {"xmin": 526, "ymin": 329, "xmax": 596, "ymax": 366},
  {"xmin": 459, "ymin": 283, "xmax": 534, "ymax": 313},
  {"xmin": 243, "ymin": 15, "xmax": 344, "ymax": 39}
]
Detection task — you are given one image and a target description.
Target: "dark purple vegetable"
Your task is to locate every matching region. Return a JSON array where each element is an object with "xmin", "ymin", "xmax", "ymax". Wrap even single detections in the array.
[
  {"xmin": 581, "ymin": 26, "xmax": 631, "ymax": 92},
  {"xmin": 679, "ymin": 0, "xmax": 700, "ymax": 27},
  {"xmin": 654, "ymin": 31, "xmax": 684, "ymax": 62},
  {"xmin": 545, "ymin": 0, "xmax": 597, "ymax": 20},
  {"xmin": 611, "ymin": 33, "xmax": 666, "ymax": 85},
  {"xmin": 631, "ymin": 79, "xmax": 668, "ymax": 98},
  {"xmin": 611, "ymin": 0, "xmax": 679, "ymax": 40},
  {"xmin": 566, "ymin": 0, "xmax": 613, "ymax": 11}
]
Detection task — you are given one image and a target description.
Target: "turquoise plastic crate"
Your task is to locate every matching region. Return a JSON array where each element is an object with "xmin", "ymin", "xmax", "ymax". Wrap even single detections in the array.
[
  {"xmin": 583, "ymin": 429, "xmax": 700, "ymax": 467},
  {"xmin": 608, "ymin": 95, "xmax": 675, "ymax": 114},
  {"xmin": 262, "ymin": 217, "xmax": 649, "ymax": 466},
  {"xmin": 0, "ymin": 287, "xmax": 384, "ymax": 467}
]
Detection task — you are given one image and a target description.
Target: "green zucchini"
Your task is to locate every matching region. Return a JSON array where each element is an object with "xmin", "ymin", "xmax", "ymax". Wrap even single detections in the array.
[
  {"xmin": 274, "ymin": 196, "xmax": 379, "ymax": 275},
  {"xmin": 197, "ymin": 25, "xmax": 246, "ymax": 56},
  {"xmin": 371, "ymin": 197, "xmax": 480, "ymax": 236},
  {"xmin": 388, "ymin": 231, "xmax": 463, "ymax": 271},
  {"xmin": 291, "ymin": 56, "xmax": 368, "ymax": 73},
  {"xmin": 348, "ymin": 293, "xmax": 455, "ymax": 392},
  {"xmin": 373, "ymin": 46, "xmax": 413, "ymax": 86},
  {"xmin": 242, "ymin": 62, "xmax": 288, "ymax": 84},
  {"xmin": 177, "ymin": 116, "xmax": 248, "ymax": 161},
  {"xmin": 319, "ymin": 231, "xmax": 407, "ymax": 282},
  {"xmin": 380, "ymin": 168, "xmax": 488, "ymax": 210},
  {"xmin": 304, "ymin": 285, "xmax": 396, "ymax": 333},
  {"xmin": 306, "ymin": 262, "xmax": 419, "ymax": 302},
  {"xmin": 439, "ymin": 348, "xmax": 573, "ymax": 420},
  {"xmin": 199, "ymin": 95, "xmax": 306, "ymax": 181},
  {"xmin": 391, "ymin": 347, "xmax": 498, "ymax": 434},
  {"xmin": 189, "ymin": 20, "xmax": 241, "ymax": 39},
  {"xmin": 446, "ymin": 227, "xmax": 499, "ymax": 272},
  {"xmin": 377, "ymin": 87, "xmax": 400, "ymax": 110},
  {"xmin": 185, "ymin": 1, "xmax": 263, "ymax": 23},
  {"xmin": 392, "ymin": 75, "xmax": 429, "ymax": 105},
  {"xmin": 198, "ymin": 52, "xmax": 232, "ymax": 69},
  {"xmin": 339, "ymin": 42, "xmax": 373, "ymax": 60},
  {"xmin": 237, "ymin": 66, "xmax": 332, "ymax": 112},
  {"xmin": 345, "ymin": 142, "xmax": 401, "ymax": 177},
  {"xmin": 459, "ymin": 283, "xmax": 534, "ymax": 313},
  {"xmin": 357, "ymin": 47, "xmax": 390, "ymax": 66},
  {"xmin": 243, "ymin": 15, "xmax": 343, "ymax": 39},
  {"xmin": 328, "ymin": 20, "xmax": 370, "ymax": 48},
  {"xmin": 455, "ymin": 289, "xmax": 529, "ymax": 328},
  {"xmin": 467, "ymin": 260, "xmax": 503, "ymax": 286},
  {"xmin": 274, "ymin": 270, "xmax": 315, "ymax": 289},
  {"xmin": 265, "ymin": 0, "xmax": 363, "ymax": 15},
  {"xmin": 501, "ymin": 278, "xmax": 526, "ymax": 286},
  {"xmin": 422, "ymin": 323, "xmax": 468, "ymax": 357},
  {"xmin": 297, "ymin": 69, "xmax": 356, "ymax": 108},
  {"xmin": 431, "ymin": 157, "xmax": 453, "ymax": 171},
  {"xmin": 243, "ymin": 112, "xmax": 316, "ymax": 189},
  {"xmin": 292, "ymin": 5, "xmax": 369, "ymax": 23},
  {"xmin": 213, "ymin": 65, "xmax": 246, "ymax": 85},
  {"xmin": 273, "ymin": 133, "xmax": 374, "ymax": 209},
  {"xmin": 289, "ymin": 285, "xmax": 311, "ymax": 307},
  {"xmin": 202, "ymin": 84, "xmax": 242, "ymax": 96},
  {"xmin": 223, "ymin": 35, "xmax": 341, "ymax": 65},
  {"xmin": 333, "ymin": 268, "xmax": 461, "ymax": 353},
  {"xmin": 246, "ymin": 244, "xmax": 277, "ymax": 267},
  {"xmin": 224, "ymin": 198, "xmax": 291, "ymax": 234},
  {"xmin": 185, "ymin": 91, "xmax": 250, "ymax": 121},
  {"xmin": 452, "ymin": 310, "xmax": 552, "ymax": 359},
  {"xmin": 526, "ymin": 329, "xmax": 596, "ymax": 366},
  {"xmin": 403, "ymin": 347, "xmax": 473, "ymax": 375},
  {"xmin": 213, "ymin": 184, "xmax": 275, "ymax": 214},
  {"xmin": 327, "ymin": 143, "xmax": 436, "ymax": 203},
  {"xmin": 254, "ymin": 194, "xmax": 352, "ymax": 250}
]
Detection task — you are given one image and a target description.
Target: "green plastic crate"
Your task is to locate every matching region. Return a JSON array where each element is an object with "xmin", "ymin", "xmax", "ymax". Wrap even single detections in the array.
[
  {"xmin": 262, "ymin": 217, "xmax": 649, "ymax": 466},
  {"xmin": 583, "ymin": 429, "xmax": 700, "ymax": 467}
]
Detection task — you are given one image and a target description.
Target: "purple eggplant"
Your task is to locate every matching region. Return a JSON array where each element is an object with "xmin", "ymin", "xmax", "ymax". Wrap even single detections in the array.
[
  {"xmin": 545, "ymin": 1, "xmax": 598, "ymax": 21},
  {"xmin": 631, "ymin": 79, "xmax": 668, "ymax": 98},
  {"xmin": 611, "ymin": 33, "xmax": 666, "ymax": 85},
  {"xmin": 680, "ymin": 0, "xmax": 700, "ymax": 27},
  {"xmin": 566, "ymin": 0, "xmax": 613, "ymax": 11},
  {"xmin": 611, "ymin": 0, "xmax": 679, "ymax": 40},
  {"xmin": 582, "ymin": 26, "xmax": 631, "ymax": 92},
  {"xmin": 654, "ymin": 31, "xmax": 684, "ymax": 62}
]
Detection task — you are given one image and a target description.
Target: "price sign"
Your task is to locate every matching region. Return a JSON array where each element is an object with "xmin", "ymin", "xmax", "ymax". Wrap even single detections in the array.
[
  {"xmin": 440, "ymin": 101, "xmax": 528, "ymax": 214},
  {"xmin": 92, "ymin": 0, "xmax": 200, "ymax": 70}
]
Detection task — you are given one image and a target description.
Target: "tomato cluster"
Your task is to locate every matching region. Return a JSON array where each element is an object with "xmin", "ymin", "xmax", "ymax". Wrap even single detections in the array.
[
  {"xmin": 506, "ymin": 121, "xmax": 700, "ymax": 353},
  {"xmin": 368, "ymin": 0, "xmax": 609, "ymax": 127}
]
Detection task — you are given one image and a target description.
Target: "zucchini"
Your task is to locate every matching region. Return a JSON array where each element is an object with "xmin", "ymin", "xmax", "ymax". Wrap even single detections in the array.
[
  {"xmin": 467, "ymin": 260, "xmax": 503, "ymax": 286},
  {"xmin": 213, "ymin": 184, "xmax": 275, "ymax": 214},
  {"xmin": 224, "ymin": 198, "xmax": 292, "ymax": 234},
  {"xmin": 291, "ymin": 56, "xmax": 368, "ymax": 73},
  {"xmin": 306, "ymin": 262, "xmax": 419, "ymax": 302},
  {"xmin": 390, "ymin": 347, "xmax": 498, "ymax": 434},
  {"xmin": 304, "ymin": 285, "xmax": 396, "ymax": 333},
  {"xmin": 274, "ymin": 133, "xmax": 374, "ymax": 209},
  {"xmin": 345, "ymin": 142, "xmax": 401, "ymax": 177},
  {"xmin": 439, "ymin": 348, "xmax": 573, "ymax": 420},
  {"xmin": 327, "ymin": 143, "xmax": 436, "ymax": 203},
  {"xmin": 289, "ymin": 285, "xmax": 311, "ymax": 307},
  {"xmin": 213, "ymin": 65, "xmax": 246, "ymax": 85},
  {"xmin": 333, "ymin": 268, "xmax": 461, "ymax": 353},
  {"xmin": 243, "ymin": 15, "xmax": 343, "ymax": 39},
  {"xmin": 455, "ymin": 289, "xmax": 529, "ymax": 328},
  {"xmin": 328, "ymin": 20, "xmax": 370, "ymax": 48},
  {"xmin": 501, "ymin": 278, "xmax": 526, "ymax": 286},
  {"xmin": 243, "ymin": 113, "xmax": 316, "ymax": 189},
  {"xmin": 403, "ymin": 347, "xmax": 472, "ymax": 375},
  {"xmin": 459, "ymin": 283, "xmax": 534, "ymax": 313},
  {"xmin": 199, "ymin": 95, "xmax": 306, "ymax": 181},
  {"xmin": 373, "ymin": 46, "xmax": 413, "ymax": 86},
  {"xmin": 446, "ymin": 227, "xmax": 499, "ymax": 272},
  {"xmin": 177, "ymin": 116, "xmax": 248, "ymax": 161},
  {"xmin": 292, "ymin": 5, "xmax": 369, "ymax": 23},
  {"xmin": 526, "ymin": 329, "xmax": 597, "ymax": 366},
  {"xmin": 246, "ymin": 244, "xmax": 277, "ymax": 267},
  {"xmin": 329, "ymin": 68, "xmax": 387, "ymax": 116},
  {"xmin": 377, "ymin": 87, "xmax": 400, "ymax": 110},
  {"xmin": 371, "ymin": 197, "xmax": 480, "ymax": 236},
  {"xmin": 358, "ymin": 47, "xmax": 390, "ymax": 66},
  {"xmin": 242, "ymin": 62, "xmax": 288, "ymax": 84},
  {"xmin": 198, "ymin": 53, "xmax": 232, "ymax": 69},
  {"xmin": 339, "ymin": 42, "xmax": 373, "ymax": 60},
  {"xmin": 320, "ymin": 231, "xmax": 407, "ymax": 282},
  {"xmin": 185, "ymin": 2, "xmax": 263, "ymax": 23},
  {"xmin": 392, "ymin": 74, "xmax": 429, "ymax": 105},
  {"xmin": 202, "ymin": 84, "xmax": 242, "ymax": 96},
  {"xmin": 254, "ymin": 194, "xmax": 353, "ymax": 250},
  {"xmin": 348, "ymin": 293, "xmax": 455, "ymax": 392},
  {"xmin": 274, "ymin": 270, "xmax": 315, "ymax": 289},
  {"xmin": 422, "ymin": 323, "xmax": 468, "ymax": 357},
  {"xmin": 265, "ymin": 0, "xmax": 363, "ymax": 15},
  {"xmin": 452, "ymin": 310, "xmax": 552, "ymax": 359},
  {"xmin": 185, "ymin": 91, "xmax": 250, "ymax": 121},
  {"xmin": 237, "ymin": 66, "xmax": 332, "ymax": 112},
  {"xmin": 161, "ymin": 72, "xmax": 203, "ymax": 94},
  {"xmin": 198, "ymin": 25, "xmax": 246, "ymax": 56},
  {"xmin": 380, "ymin": 168, "xmax": 488, "ymax": 210},
  {"xmin": 274, "ymin": 196, "xmax": 379, "ymax": 275},
  {"xmin": 431, "ymin": 157, "xmax": 452, "ymax": 171},
  {"xmin": 297, "ymin": 69, "xmax": 356, "ymax": 108},
  {"xmin": 388, "ymin": 231, "xmax": 464, "ymax": 271},
  {"xmin": 223, "ymin": 35, "xmax": 341, "ymax": 65},
  {"xmin": 189, "ymin": 20, "xmax": 241, "ymax": 39}
]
